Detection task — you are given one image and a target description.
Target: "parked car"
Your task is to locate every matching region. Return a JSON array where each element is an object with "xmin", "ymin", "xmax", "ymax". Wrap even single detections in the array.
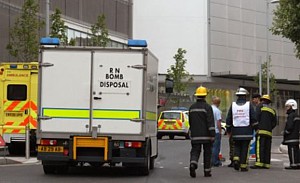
[{"xmin": 157, "ymin": 109, "xmax": 190, "ymax": 139}]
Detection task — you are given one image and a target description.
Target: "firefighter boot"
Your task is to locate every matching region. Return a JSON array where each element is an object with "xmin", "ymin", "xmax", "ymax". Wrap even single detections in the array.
[
  {"xmin": 204, "ymin": 171, "xmax": 212, "ymax": 177},
  {"xmin": 233, "ymin": 160, "xmax": 240, "ymax": 171},
  {"xmin": 189, "ymin": 163, "xmax": 197, "ymax": 178}
]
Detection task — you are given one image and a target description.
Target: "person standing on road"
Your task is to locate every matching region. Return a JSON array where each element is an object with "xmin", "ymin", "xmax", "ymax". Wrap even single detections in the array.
[
  {"xmin": 252, "ymin": 94, "xmax": 261, "ymax": 113},
  {"xmin": 250, "ymin": 95, "xmax": 277, "ymax": 169},
  {"xmin": 282, "ymin": 99, "xmax": 300, "ymax": 170},
  {"xmin": 211, "ymin": 96, "xmax": 222, "ymax": 167},
  {"xmin": 189, "ymin": 86, "xmax": 215, "ymax": 178},
  {"xmin": 226, "ymin": 87, "xmax": 258, "ymax": 172}
]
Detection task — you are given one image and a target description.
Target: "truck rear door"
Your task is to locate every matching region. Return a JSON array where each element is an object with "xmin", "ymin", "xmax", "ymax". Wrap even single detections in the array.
[
  {"xmin": 40, "ymin": 50, "xmax": 92, "ymax": 133},
  {"xmin": 92, "ymin": 50, "xmax": 144, "ymax": 135},
  {"xmin": 40, "ymin": 49, "xmax": 144, "ymax": 135}
]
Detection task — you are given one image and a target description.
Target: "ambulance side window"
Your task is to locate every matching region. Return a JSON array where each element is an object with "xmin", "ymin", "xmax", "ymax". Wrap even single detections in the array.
[{"xmin": 7, "ymin": 84, "xmax": 27, "ymax": 101}]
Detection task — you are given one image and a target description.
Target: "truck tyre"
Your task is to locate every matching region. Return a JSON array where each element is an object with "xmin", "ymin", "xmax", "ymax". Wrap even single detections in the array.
[
  {"xmin": 150, "ymin": 156, "xmax": 155, "ymax": 170},
  {"xmin": 56, "ymin": 165, "xmax": 69, "ymax": 174},
  {"xmin": 140, "ymin": 148, "xmax": 151, "ymax": 175},
  {"xmin": 43, "ymin": 165, "xmax": 56, "ymax": 174},
  {"xmin": 169, "ymin": 135, "xmax": 174, "ymax": 140}
]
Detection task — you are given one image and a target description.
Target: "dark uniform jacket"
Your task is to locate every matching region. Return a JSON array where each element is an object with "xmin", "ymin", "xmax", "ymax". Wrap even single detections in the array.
[
  {"xmin": 226, "ymin": 98, "xmax": 258, "ymax": 140},
  {"xmin": 283, "ymin": 109, "xmax": 300, "ymax": 145},
  {"xmin": 189, "ymin": 98, "xmax": 215, "ymax": 143},
  {"xmin": 256, "ymin": 104, "xmax": 277, "ymax": 137}
]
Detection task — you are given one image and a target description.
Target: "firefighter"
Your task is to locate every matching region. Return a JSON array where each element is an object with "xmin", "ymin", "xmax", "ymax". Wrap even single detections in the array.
[
  {"xmin": 250, "ymin": 94, "xmax": 277, "ymax": 169},
  {"xmin": 283, "ymin": 99, "xmax": 300, "ymax": 170},
  {"xmin": 226, "ymin": 87, "xmax": 258, "ymax": 172},
  {"xmin": 189, "ymin": 86, "xmax": 215, "ymax": 178}
]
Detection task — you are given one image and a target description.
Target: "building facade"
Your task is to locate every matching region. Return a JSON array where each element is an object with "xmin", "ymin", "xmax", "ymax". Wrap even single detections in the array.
[
  {"xmin": 133, "ymin": 0, "xmax": 300, "ymax": 135},
  {"xmin": 0, "ymin": 0, "xmax": 132, "ymax": 61}
]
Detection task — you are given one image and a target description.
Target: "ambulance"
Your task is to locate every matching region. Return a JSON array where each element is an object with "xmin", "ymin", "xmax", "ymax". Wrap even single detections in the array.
[
  {"xmin": 0, "ymin": 62, "xmax": 38, "ymax": 154},
  {"xmin": 37, "ymin": 38, "xmax": 158, "ymax": 175}
]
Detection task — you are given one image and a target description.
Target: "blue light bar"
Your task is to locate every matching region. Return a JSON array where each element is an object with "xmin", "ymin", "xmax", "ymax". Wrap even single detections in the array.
[
  {"xmin": 127, "ymin": 39, "xmax": 147, "ymax": 47},
  {"xmin": 40, "ymin": 37, "xmax": 60, "ymax": 45},
  {"xmin": 10, "ymin": 64, "xmax": 17, "ymax": 69}
]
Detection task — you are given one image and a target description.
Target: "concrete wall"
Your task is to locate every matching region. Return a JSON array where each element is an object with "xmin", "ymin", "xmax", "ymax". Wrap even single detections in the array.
[{"xmin": 210, "ymin": 0, "xmax": 300, "ymax": 81}]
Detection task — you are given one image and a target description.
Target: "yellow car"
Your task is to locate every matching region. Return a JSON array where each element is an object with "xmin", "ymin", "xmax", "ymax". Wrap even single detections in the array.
[{"xmin": 157, "ymin": 109, "xmax": 190, "ymax": 139}]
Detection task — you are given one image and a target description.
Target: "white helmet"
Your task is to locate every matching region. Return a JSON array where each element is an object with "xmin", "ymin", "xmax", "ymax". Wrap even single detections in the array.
[
  {"xmin": 235, "ymin": 87, "xmax": 249, "ymax": 96},
  {"xmin": 285, "ymin": 99, "xmax": 297, "ymax": 110}
]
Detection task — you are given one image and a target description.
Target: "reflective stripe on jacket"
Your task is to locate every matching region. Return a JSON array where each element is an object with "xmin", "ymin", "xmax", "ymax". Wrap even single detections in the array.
[{"xmin": 189, "ymin": 99, "xmax": 215, "ymax": 143}]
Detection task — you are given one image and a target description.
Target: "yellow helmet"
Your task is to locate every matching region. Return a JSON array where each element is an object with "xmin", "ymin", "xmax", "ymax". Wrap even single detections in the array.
[
  {"xmin": 261, "ymin": 94, "xmax": 271, "ymax": 102},
  {"xmin": 194, "ymin": 86, "xmax": 207, "ymax": 96}
]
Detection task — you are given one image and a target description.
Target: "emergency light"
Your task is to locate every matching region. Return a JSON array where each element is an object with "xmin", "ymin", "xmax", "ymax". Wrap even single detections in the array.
[
  {"xmin": 40, "ymin": 37, "xmax": 60, "ymax": 45},
  {"xmin": 127, "ymin": 39, "xmax": 147, "ymax": 47},
  {"xmin": 10, "ymin": 64, "xmax": 17, "ymax": 69}
]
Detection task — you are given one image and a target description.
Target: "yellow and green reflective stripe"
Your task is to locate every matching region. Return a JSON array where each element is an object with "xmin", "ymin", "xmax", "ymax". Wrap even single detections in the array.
[
  {"xmin": 258, "ymin": 130, "xmax": 272, "ymax": 136},
  {"xmin": 146, "ymin": 111, "xmax": 157, "ymax": 121},
  {"xmin": 42, "ymin": 108, "xmax": 140, "ymax": 120},
  {"xmin": 93, "ymin": 109, "xmax": 140, "ymax": 119},
  {"xmin": 261, "ymin": 107, "xmax": 275, "ymax": 116}
]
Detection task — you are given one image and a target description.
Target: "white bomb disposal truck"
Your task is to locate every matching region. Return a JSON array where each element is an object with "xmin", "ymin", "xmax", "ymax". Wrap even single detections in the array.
[{"xmin": 37, "ymin": 38, "xmax": 158, "ymax": 175}]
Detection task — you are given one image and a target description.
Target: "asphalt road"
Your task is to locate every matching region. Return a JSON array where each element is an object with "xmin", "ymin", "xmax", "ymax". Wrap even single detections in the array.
[{"xmin": 0, "ymin": 136, "xmax": 299, "ymax": 183}]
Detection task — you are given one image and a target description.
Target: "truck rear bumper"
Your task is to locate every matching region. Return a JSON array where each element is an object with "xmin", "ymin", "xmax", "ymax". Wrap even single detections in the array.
[{"xmin": 38, "ymin": 154, "xmax": 147, "ymax": 164}]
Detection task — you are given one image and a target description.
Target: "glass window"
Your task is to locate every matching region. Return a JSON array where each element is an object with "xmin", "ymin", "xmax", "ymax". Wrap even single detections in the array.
[
  {"xmin": 7, "ymin": 85, "xmax": 27, "ymax": 101},
  {"xmin": 160, "ymin": 112, "xmax": 181, "ymax": 120}
]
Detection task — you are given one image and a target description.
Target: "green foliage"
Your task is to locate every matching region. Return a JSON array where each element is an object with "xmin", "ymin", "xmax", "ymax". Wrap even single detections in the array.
[
  {"xmin": 90, "ymin": 14, "xmax": 110, "ymax": 47},
  {"xmin": 271, "ymin": 0, "xmax": 300, "ymax": 59},
  {"xmin": 254, "ymin": 57, "xmax": 277, "ymax": 96},
  {"xmin": 167, "ymin": 48, "xmax": 191, "ymax": 94},
  {"xmin": 6, "ymin": 0, "xmax": 44, "ymax": 61},
  {"xmin": 50, "ymin": 8, "xmax": 69, "ymax": 45}
]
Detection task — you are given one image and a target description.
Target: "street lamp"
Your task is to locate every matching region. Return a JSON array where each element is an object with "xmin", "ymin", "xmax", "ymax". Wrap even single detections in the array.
[
  {"xmin": 46, "ymin": 0, "xmax": 50, "ymax": 37},
  {"xmin": 266, "ymin": 0, "xmax": 280, "ymax": 95}
]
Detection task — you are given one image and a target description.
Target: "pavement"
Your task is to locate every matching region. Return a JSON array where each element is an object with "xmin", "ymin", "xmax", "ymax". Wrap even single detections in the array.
[{"xmin": 0, "ymin": 148, "xmax": 40, "ymax": 165}]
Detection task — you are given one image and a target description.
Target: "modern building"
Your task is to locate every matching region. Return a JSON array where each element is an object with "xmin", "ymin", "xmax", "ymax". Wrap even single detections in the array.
[
  {"xmin": 133, "ymin": 0, "xmax": 300, "ymax": 134},
  {"xmin": 0, "ymin": 0, "xmax": 132, "ymax": 61}
]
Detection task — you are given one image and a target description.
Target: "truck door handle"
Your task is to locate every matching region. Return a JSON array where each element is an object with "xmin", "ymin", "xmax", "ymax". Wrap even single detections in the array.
[
  {"xmin": 24, "ymin": 109, "xmax": 28, "ymax": 114},
  {"xmin": 93, "ymin": 97, "xmax": 102, "ymax": 100}
]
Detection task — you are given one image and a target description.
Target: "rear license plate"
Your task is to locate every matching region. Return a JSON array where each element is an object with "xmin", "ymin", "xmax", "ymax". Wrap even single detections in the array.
[
  {"xmin": 5, "ymin": 112, "xmax": 23, "ymax": 117},
  {"xmin": 164, "ymin": 121, "xmax": 175, "ymax": 125},
  {"xmin": 37, "ymin": 146, "xmax": 64, "ymax": 152}
]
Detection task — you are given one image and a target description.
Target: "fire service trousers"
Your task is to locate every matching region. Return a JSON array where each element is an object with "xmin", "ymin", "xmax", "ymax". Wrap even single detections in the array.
[
  {"xmin": 190, "ymin": 142, "xmax": 212, "ymax": 173},
  {"xmin": 233, "ymin": 140, "xmax": 251, "ymax": 169}
]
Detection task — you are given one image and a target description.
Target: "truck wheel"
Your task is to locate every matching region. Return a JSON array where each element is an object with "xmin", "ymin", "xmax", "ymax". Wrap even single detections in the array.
[
  {"xmin": 43, "ymin": 165, "xmax": 56, "ymax": 174},
  {"xmin": 150, "ymin": 156, "xmax": 155, "ymax": 170},
  {"xmin": 157, "ymin": 134, "xmax": 162, "ymax": 139},
  {"xmin": 56, "ymin": 165, "xmax": 69, "ymax": 174},
  {"xmin": 169, "ymin": 135, "xmax": 174, "ymax": 140},
  {"xmin": 141, "ymin": 149, "xmax": 151, "ymax": 175}
]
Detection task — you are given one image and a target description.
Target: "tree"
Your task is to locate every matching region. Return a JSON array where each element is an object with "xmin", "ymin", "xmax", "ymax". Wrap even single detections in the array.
[
  {"xmin": 90, "ymin": 14, "xmax": 110, "ymax": 47},
  {"xmin": 50, "ymin": 8, "xmax": 75, "ymax": 46},
  {"xmin": 254, "ymin": 57, "xmax": 277, "ymax": 96},
  {"xmin": 167, "ymin": 48, "xmax": 190, "ymax": 93},
  {"xmin": 271, "ymin": 0, "xmax": 300, "ymax": 59},
  {"xmin": 6, "ymin": 0, "xmax": 44, "ymax": 61}
]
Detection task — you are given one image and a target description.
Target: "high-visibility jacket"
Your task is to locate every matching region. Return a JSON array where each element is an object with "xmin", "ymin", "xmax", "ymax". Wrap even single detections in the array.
[
  {"xmin": 256, "ymin": 104, "xmax": 277, "ymax": 137},
  {"xmin": 189, "ymin": 99, "xmax": 215, "ymax": 143},
  {"xmin": 283, "ymin": 110, "xmax": 300, "ymax": 145},
  {"xmin": 226, "ymin": 98, "xmax": 258, "ymax": 140}
]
